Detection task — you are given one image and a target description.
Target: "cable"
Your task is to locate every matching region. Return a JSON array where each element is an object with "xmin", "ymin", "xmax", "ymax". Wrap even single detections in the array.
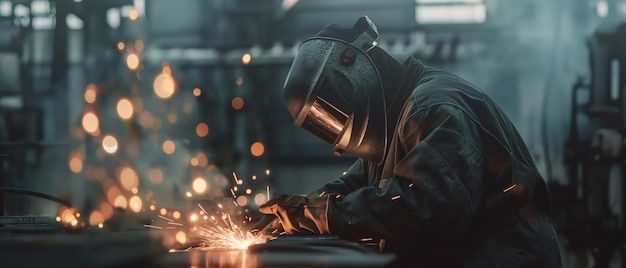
[{"xmin": 0, "ymin": 187, "xmax": 73, "ymax": 208}]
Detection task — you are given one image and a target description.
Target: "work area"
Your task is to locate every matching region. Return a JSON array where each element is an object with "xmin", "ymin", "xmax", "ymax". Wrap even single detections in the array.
[{"xmin": 0, "ymin": 0, "xmax": 624, "ymax": 267}]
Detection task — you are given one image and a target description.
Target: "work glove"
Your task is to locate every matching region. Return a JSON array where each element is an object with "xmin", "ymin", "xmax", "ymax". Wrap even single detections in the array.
[{"xmin": 259, "ymin": 194, "xmax": 330, "ymax": 235}]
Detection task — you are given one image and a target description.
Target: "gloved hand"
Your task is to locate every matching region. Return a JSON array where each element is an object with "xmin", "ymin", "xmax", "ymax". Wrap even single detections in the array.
[{"xmin": 259, "ymin": 194, "xmax": 330, "ymax": 235}]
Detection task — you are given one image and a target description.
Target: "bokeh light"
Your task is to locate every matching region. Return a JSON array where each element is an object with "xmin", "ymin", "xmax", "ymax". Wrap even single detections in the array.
[
  {"xmin": 193, "ymin": 87, "xmax": 201, "ymax": 97},
  {"xmin": 149, "ymin": 168, "xmax": 163, "ymax": 184},
  {"xmin": 119, "ymin": 166, "xmax": 139, "ymax": 191},
  {"xmin": 173, "ymin": 211, "xmax": 181, "ymax": 219},
  {"xmin": 250, "ymin": 141, "xmax": 265, "ymax": 157},
  {"xmin": 175, "ymin": 231, "xmax": 186, "ymax": 244},
  {"xmin": 153, "ymin": 71, "xmax": 176, "ymax": 99},
  {"xmin": 129, "ymin": 195, "xmax": 142, "ymax": 213},
  {"xmin": 82, "ymin": 112, "xmax": 99, "ymax": 134},
  {"xmin": 139, "ymin": 111, "xmax": 154, "ymax": 128},
  {"xmin": 114, "ymin": 195, "xmax": 128, "ymax": 209},
  {"xmin": 68, "ymin": 153, "xmax": 83, "ymax": 173},
  {"xmin": 254, "ymin": 193, "xmax": 268, "ymax": 206},
  {"xmin": 89, "ymin": 211, "xmax": 104, "ymax": 226},
  {"xmin": 192, "ymin": 177, "xmax": 208, "ymax": 194},
  {"xmin": 135, "ymin": 40, "xmax": 144, "ymax": 51},
  {"xmin": 236, "ymin": 196, "xmax": 248, "ymax": 206},
  {"xmin": 102, "ymin": 135, "xmax": 119, "ymax": 154},
  {"xmin": 106, "ymin": 186, "xmax": 122, "ymax": 205},
  {"xmin": 196, "ymin": 153, "xmax": 208, "ymax": 167},
  {"xmin": 195, "ymin": 123, "xmax": 209, "ymax": 137},
  {"xmin": 84, "ymin": 84, "xmax": 97, "ymax": 103},
  {"xmin": 59, "ymin": 207, "xmax": 76, "ymax": 225},
  {"xmin": 126, "ymin": 53, "xmax": 140, "ymax": 70},
  {"xmin": 231, "ymin": 97, "xmax": 244, "ymax": 110},
  {"xmin": 117, "ymin": 41, "xmax": 125, "ymax": 51},
  {"xmin": 162, "ymin": 140, "xmax": 175, "ymax": 154},
  {"xmin": 100, "ymin": 202, "xmax": 114, "ymax": 220},
  {"xmin": 128, "ymin": 8, "xmax": 139, "ymax": 21},
  {"xmin": 116, "ymin": 98, "xmax": 134, "ymax": 120},
  {"xmin": 241, "ymin": 53, "xmax": 251, "ymax": 65},
  {"xmin": 236, "ymin": 77, "xmax": 243, "ymax": 86}
]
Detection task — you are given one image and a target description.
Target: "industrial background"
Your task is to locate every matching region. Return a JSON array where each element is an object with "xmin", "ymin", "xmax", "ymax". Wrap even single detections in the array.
[{"xmin": 0, "ymin": 0, "xmax": 625, "ymax": 267}]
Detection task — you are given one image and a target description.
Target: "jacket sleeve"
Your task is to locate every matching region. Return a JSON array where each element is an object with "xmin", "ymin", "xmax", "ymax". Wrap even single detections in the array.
[
  {"xmin": 327, "ymin": 104, "xmax": 486, "ymax": 241},
  {"xmin": 307, "ymin": 159, "xmax": 370, "ymax": 198}
]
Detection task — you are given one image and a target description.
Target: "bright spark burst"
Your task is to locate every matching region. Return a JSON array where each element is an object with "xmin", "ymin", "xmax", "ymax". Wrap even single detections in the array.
[
  {"xmin": 195, "ymin": 204, "xmax": 265, "ymax": 250},
  {"xmin": 145, "ymin": 171, "xmax": 271, "ymax": 251}
]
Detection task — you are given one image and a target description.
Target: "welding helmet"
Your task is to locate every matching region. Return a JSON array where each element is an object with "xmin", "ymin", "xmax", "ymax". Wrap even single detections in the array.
[{"xmin": 283, "ymin": 16, "xmax": 387, "ymax": 164}]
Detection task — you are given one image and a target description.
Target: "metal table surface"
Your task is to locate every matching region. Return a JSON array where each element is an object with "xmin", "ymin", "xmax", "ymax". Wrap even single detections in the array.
[{"xmin": 0, "ymin": 231, "xmax": 395, "ymax": 268}]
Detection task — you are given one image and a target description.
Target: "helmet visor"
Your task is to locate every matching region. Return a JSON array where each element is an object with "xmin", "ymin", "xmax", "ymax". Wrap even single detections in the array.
[{"xmin": 300, "ymin": 91, "xmax": 350, "ymax": 144}]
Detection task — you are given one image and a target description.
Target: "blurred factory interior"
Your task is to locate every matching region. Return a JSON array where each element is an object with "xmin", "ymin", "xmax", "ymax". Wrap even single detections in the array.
[{"xmin": 1, "ymin": 0, "xmax": 626, "ymax": 267}]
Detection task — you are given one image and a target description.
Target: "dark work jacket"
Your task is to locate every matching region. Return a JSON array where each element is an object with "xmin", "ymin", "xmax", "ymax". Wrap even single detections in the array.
[{"xmin": 310, "ymin": 57, "xmax": 562, "ymax": 267}]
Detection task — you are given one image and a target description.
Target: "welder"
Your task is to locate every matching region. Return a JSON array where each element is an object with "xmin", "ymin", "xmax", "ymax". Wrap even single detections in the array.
[{"xmin": 259, "ymin": 16, "xmax": 562, "ymax": 267}]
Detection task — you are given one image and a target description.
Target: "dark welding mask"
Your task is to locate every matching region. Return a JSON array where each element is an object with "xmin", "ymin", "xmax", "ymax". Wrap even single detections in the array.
[{"xmin": 283, "ymin": 16, "xmax": 387, "ymax": 164}]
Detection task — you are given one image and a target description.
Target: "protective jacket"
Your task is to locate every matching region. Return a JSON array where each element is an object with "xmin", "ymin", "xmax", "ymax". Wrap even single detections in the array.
[{"xmin": 309, "ymin": 57, "xmax": 562, "ymax": 267}]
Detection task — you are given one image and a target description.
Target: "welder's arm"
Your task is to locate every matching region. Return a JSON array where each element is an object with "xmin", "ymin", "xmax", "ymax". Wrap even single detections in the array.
[
  {"xmin": 258, "ymin": 160, "xmax": 369, "ymax": 235},
  {"xmin": 327, "ymin": 105, "xmax": 485, "ymax": 241},
  {"xmin": 306, "ymin": 159, "xmax": 370, "ymax": 198}
]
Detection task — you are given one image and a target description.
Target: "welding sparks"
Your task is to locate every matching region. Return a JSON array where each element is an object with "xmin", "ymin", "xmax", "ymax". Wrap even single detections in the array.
[
  {"xmin": 146, "ymin": 175, "xmax": 271, "ymax": 251},
  {"xmin": 144, "ymin": 224, "xmax": 163, "ymax": 229},
  {"xmin": 195, "ymin": 204, "xmax": 264, "ymax": 250},
  {"xmin": 503, "ymin": 184, "xmax": 517, "ymax": 193}
]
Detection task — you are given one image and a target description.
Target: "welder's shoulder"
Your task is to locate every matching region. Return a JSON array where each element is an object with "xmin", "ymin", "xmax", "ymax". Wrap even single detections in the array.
[
  {"xmin": 415, "ymin": 68, "xmax": 482, "ymax": 95},
  {"xmin": 409, "ymin": 69, "xmax": 484, "ymax": 116}
]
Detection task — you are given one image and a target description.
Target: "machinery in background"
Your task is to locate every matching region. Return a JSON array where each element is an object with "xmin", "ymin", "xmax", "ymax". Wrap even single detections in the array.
[
  {"xmin": 563, "ymin": 20, "xmax": 626, "ymax": 268},
  {"xmin": 0, "ymin": 2, "xmax": 45, "ymax": 217}
]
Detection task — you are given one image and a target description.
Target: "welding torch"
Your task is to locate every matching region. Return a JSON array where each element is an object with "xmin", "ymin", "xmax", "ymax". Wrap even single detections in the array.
[{"xmin": 249, "ymin": 214, "xmax": 277, "ymax": 236}]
